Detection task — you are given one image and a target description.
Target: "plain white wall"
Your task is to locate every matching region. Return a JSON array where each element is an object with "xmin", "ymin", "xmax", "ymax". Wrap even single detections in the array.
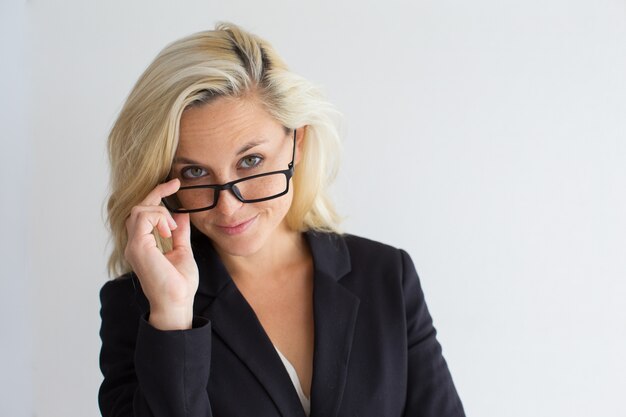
[
  {"xmin": 4, "ymin": 0, "xmax": 625, "ymax": 416},
  {"xmin": 1, "ymin": 1, "xmax": 32, "ymax": 416}
]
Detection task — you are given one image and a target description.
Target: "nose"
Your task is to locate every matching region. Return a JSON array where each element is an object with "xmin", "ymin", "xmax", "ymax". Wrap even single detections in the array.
[{"xmin": 214, "ymin": 187, "xmax": 244, "ymax": 217}]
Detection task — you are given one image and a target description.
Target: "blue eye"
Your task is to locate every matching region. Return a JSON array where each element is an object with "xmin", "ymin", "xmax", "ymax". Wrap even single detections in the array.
[
  {"xmin": 240, "ymin": 155, "xmax": 263, "ymax": 169},
  {"xmin": 181, "ymin": 166, "xmax": 208, "ymax": 179}
]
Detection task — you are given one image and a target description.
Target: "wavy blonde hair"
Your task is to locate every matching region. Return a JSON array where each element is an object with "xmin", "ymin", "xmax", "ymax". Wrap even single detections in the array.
[{"xmin": 107, "ymin": 23, "xmax": 343, "ymax": 276}]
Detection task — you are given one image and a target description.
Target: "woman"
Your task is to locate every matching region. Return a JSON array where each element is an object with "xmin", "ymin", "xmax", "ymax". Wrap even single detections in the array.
[{"xmin": 100, "ymin": 23, "xmax": 465, "ymax": 417}]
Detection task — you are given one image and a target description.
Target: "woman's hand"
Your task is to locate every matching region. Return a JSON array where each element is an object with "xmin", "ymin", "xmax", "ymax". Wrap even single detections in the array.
[{"xmin": 124, "ymin": 178, "xmax": 199, "ymax": 330}]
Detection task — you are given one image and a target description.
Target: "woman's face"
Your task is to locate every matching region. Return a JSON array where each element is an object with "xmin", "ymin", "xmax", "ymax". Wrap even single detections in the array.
[{"xmin": 171, "ymin": 95, "xmax": 301, "ymax": 258}]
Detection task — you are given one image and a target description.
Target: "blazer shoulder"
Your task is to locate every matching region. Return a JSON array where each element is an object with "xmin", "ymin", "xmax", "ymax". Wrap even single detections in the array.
[
  {"xmin": 342, "ymin": 233, "xmax": 404, "ymax": 261},
  {"xmin": 99, "ymin": 272, "xmax": 149, "ymax": 317},
  {"xmin": 100, "ymin": 272, "xmax": 136, "ymax": 299},
  {"xmin": 335, "ymin": 233, "xmax": 413, "ymax": 280}
]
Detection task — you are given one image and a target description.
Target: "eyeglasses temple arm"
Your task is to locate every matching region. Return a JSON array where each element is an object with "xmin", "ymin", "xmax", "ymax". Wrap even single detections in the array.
[{"xmin": 289, "ymin": 128, "xmax": 297, "ymax": 168}]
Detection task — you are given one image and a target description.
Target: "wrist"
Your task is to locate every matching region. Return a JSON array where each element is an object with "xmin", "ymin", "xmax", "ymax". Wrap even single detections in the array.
[{"xmin": 148, "ymin": 305, "xmax": 194, "ymax": 330}]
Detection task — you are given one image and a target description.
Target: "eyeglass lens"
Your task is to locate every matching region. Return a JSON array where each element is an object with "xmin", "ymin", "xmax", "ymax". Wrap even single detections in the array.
[{"xmin": 163, "ymin": 172, "xmax": 289, "ymax": 211}]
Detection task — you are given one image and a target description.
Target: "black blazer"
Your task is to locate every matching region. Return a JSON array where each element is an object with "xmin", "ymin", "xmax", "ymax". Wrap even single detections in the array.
[{"xmin": 99, "ymin": 231, "xmax": 465, "ymax": 417}]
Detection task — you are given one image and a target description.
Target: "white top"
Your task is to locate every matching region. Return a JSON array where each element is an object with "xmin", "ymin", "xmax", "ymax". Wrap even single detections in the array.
[{"xmin": 274, "ymin": 346, "xmax": 311, "ymax": 416}]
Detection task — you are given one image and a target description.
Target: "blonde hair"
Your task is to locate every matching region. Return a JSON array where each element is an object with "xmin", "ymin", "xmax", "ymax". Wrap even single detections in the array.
[{"xmin": 107, "ymin": 23, "xmax": 343, "ymax": 276}]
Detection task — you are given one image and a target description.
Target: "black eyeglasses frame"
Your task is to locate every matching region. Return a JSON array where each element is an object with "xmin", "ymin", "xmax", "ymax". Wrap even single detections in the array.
[{"xmin": 162, "ymin": 129, "xmax": 297, "ymax": 214}]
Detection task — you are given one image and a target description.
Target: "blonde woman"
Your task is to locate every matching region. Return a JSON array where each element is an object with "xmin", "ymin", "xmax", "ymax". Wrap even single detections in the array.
[{"xmin": 99, "ymin": 23, "xmax": 465, "ymax": 417}]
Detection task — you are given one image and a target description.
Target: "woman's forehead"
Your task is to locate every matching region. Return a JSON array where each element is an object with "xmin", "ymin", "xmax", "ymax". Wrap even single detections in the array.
[
  {"xmin": 178, "ymin": 96, "xmax": 284, "ymax": 150},
  {"xmin": 180, "ymin": 98, "xmax": 283, "ymax": 140}
]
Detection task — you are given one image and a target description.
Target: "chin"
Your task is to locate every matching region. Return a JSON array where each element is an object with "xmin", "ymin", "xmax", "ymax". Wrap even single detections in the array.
[
  {"xmin": 210, "ymin": 234, "xmax": 267, "ymax": 258},
  {"xmin": 194, "ymin": 215, "xmax": 271, "ymax": 259}
]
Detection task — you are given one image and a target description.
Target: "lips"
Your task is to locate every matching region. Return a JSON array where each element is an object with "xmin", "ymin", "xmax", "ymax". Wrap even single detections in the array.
[{"xmin": 215, "ymin": 214, "xmax": 258, "ymax": 235}]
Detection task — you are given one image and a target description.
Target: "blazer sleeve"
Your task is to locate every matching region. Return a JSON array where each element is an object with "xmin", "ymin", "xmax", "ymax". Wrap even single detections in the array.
[
  {"xmin": 399, "ymin": 249, "xmax": 466, "ymax": 417},
  {"xmin": 98, "ymin": 277, "xmax": 214, "ymax": 417}
]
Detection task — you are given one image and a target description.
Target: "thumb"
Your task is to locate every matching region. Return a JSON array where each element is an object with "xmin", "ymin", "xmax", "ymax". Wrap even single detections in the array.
[{"xmin": 170, "ymin": 212, "xmax": 192, "ymax": 250}]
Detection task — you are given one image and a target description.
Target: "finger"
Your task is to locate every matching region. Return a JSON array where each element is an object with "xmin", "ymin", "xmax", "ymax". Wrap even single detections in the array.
[
  {"xmin": 127, "ymin": 208, "xmax": 175, "ymax": 240},
  {"xmin": 140, "ymin": 178, "xmax": 181, "ymax": 207},
  {"xmin": 155, "ymin": 214, "xmax": 173, "ymax": 238},
  {"xmin": 127, "ymin": 205, "xmax": 177, "ymax": 237},
  {"xmin": 170, "ymin": 213, "xmax": 191, "ymax": 250}
]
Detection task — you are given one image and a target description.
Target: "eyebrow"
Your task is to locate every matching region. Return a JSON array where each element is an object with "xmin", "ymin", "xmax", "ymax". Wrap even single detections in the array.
[
  {"xmin": 172, "ymin": 156, "xmax": 203, "ymax": 165},
  {"xmin": 236, "ymin": 139, "xmax": 268, "ymax": 155},
  {"xmin": 172, "ymin": 139, "xmax": 269, "ymax": 165}
]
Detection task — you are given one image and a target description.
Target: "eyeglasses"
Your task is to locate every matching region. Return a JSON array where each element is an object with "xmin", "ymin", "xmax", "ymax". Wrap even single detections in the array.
[{"xmin": 162, "ymin": 129, "xmax": 296, "ymax": 213}]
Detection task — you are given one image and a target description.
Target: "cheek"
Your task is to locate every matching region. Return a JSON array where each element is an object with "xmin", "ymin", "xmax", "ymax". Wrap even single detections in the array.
[
  {"xmin": 273, "ymin": 189, "xmax": 295, "ymax": 215},
  {"xmin": 258, "ymin": 197, "xmax": 290, "ymax": 221},
  {"xmin": 253, "ymin": 190, "xmax": 294, "ymax": 230},
  {"xmin": 189, "ymin": 211, "xmax": 210, "ymax": 232}
]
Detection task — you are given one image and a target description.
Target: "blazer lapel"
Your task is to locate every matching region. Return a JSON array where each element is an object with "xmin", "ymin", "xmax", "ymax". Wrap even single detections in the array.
[
  {"xmin": 190, "ymin": 230, "xmax": 360, "ymax": 417},
  {"xmin": 191, "ymin": 231, "xmax": 307, "ymax": 417},
  {"xmin": 306, "ymin": 233, "xmax": 360, "ymax": 417},
  {"xmin": 205, "ymin": 286, "xmax": 308, "ymax": 417}
]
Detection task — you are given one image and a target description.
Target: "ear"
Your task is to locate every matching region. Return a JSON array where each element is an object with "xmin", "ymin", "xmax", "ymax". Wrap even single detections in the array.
[{"xmin": 294, "ymin": 126, "xmax": 306, "ymax": 165}]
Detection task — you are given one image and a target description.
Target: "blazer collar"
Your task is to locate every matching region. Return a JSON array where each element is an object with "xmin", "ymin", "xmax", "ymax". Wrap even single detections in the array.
[
  {"xmin": 305, "ymin": 231, "xmax": 352, "ymax": 281},
  {"xmin": 190, "ymin": 229, "xmax": 359, "ymax": 417}
]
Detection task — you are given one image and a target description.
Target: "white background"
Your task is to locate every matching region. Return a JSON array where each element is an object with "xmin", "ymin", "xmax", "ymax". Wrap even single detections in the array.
[{"xmin": 2, "ymin": 0, "xmax": 625, "ymax": 416}]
